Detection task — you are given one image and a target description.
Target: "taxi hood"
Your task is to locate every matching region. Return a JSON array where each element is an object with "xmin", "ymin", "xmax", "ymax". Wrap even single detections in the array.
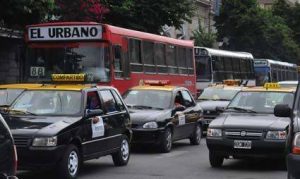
[
  {"xmin": 3, "ymin": 115, "xmax": 82, "ymax": 136},
  {"xmin": 129, "ymin": 109, "xmax": 171, "ymax": 125},
  {"xmin": 210, "ymin": 112, "xmax": 290, "ymax": 130},
  {"xmin": 197, "ymin": 101, "xmax": 230, "ymax": 111}
]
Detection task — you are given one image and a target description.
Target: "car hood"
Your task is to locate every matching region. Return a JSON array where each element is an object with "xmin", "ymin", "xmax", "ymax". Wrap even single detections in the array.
[
  {"xmin": 129, "ymin": 109, "xmax": 171, "ymax": 125},
  {"xmin": 197, "ymin": 100, "xmax": 229, "ymax": 111},
  {"xmin": 3, "ymin": 115, "xmax": 82, "ymax": 136},
  {"xmin": 210, "ymin": 112, "xmax": 290, "ymax": 130}
]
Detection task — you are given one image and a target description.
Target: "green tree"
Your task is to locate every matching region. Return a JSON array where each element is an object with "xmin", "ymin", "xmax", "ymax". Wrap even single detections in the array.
[
  {"xmin": 56, "ymin": 0, "xmax": 195, "ymax": 34},
  {"xmin": 214, "ymin": 0, "xmax": 300, "ymax": 63},
  {"xmin": 0, "ymin": 0, "xmax": 56, "ymax": 29},
  {"xmin": 192, "ymin": 23, "xmax": 216, "ymax": 48}
]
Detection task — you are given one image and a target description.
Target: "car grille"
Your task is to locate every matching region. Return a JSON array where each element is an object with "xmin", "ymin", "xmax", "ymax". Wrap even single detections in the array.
[
  {"xmin": 13, "ymin": 136, "xmax": 32, "ymax": 147},
  {"xmin": 224, "ymin": 129, "xmax": 263, "ymax": 140}
]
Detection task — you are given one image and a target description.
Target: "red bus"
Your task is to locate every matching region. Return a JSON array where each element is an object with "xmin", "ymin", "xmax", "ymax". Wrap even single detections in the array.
[{"xmin": 24, "ymin": 22, "xmax": 196, "ymax": 95}]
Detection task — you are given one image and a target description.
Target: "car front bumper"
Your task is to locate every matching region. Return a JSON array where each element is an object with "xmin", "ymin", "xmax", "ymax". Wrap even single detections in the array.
[
  {"xmin": 17, "ymin": 145, "xmax": 67, "ymax": 170},
  {"xmin": 131, "ymin": 128, "xmax": 165, "ymax": 145},
  {"xmin": 206, "ymin": 137, "xmax": 286, "ymax": 158}
]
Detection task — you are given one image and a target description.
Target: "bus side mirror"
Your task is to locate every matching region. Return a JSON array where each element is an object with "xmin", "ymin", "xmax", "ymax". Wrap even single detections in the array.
[{"xmin": 274, "ymin": 104, "xmax": 291, "ymax": 117}]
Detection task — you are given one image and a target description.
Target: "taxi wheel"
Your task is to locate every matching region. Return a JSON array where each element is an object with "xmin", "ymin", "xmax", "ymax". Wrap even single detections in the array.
[
  {"xmin": 112, "ymin": 135, "xmax": 130, "ymax": 166},
  {"xmin": 190, "ymin": 124, "xmax": 202, "ymax": 145},
  {"xmin": 57, "ymin": 144, "xmax": 81, "ymax": 179},
  {"xmin": 159, "ymin": 128, "xmax": 172, "ymax": 153},
  {"xmin": 209, "ymin": 150, "xmax": 224, "ymax": 168}
]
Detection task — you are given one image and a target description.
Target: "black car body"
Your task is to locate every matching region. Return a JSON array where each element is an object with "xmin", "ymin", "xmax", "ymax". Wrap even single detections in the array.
[
  {"xmin": 206, "ymin": 86, "xmax": 295, "ymax": 167},
  {"xmin": 123, "ymin": 85, "xmax": 203, "ymax": 152},
  {"xmin": 0, "ymin": 114, "xmax": 18, "ymax": 179},
  {"xmin": 274, "ymin": 84, "xmax": 300, "ymax": 179},
  {"xmin": 2, "ymin": 84, "xmax": 131, "ymax": 179},
  {"xmin": 197, "ymin": 85, "xmax": 242, "ymax": 132}
]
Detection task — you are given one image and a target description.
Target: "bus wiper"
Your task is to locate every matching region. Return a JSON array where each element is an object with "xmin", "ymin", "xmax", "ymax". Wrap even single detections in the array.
[
  {"xmin": 8, "ymin": 109, "xmax": 37, "ymax": 116},
  {"xmin": 226, "ymin": 107, "xmax": 257, "ymax": 113}
]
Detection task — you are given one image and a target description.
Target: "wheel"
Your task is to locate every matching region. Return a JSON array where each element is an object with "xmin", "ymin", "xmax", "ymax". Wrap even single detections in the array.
[
  {"xmin": 159, "ymin": 128, "xmax": 172, "ymax": 153},
  {"xmin": 112, "ymin": 135, "xmax": 130, "ymax": 166},
  {"xmin": 57, "ymin": 144, "xmax": 81, "ymax": 179},
  {"xmin": 190, "ymin": 124, "xmax": 202, "ymax": 145},
  {"xmin": 209, "ymin": 150, "xmax": 224, "ymax": 168}
]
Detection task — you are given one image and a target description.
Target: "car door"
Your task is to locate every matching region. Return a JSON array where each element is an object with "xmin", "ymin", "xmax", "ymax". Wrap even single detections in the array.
[
  {"xmin": 98, "ymin": 89, "xmax": 127, "ymax": 151},
  {"xmin": 181, "ymin": 90, "xmax": 199, "ymax": 136},
  {"xmin": 82, "ymin": 90, "xmax": 111, "ymax": 157}
]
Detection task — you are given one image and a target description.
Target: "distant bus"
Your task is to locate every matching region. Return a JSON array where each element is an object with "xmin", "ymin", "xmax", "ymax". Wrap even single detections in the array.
[
  {"xmin": 24, "ymin": 22, "xmax": 196, "ymax": 95},
  {"xmin": 254, "ymin": 59, "xmax": 298, "ymax": 86},
  {"xmin": 194, "ymin": 47, "xmax": 255, "ymax": 94}
]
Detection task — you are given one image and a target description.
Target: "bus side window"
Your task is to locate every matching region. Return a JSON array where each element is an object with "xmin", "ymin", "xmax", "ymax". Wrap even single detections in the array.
[{"xmin": 113, "ymin": 45, "xmax": 123, "ymax": 78}]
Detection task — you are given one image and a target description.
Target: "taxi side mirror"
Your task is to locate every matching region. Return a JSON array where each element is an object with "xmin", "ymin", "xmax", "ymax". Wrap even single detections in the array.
[
  {"xmin": 274, "ymin": 104, "xmax": 291, "ymax": 117},
  {"xmin": 216, "ymin": 106, "xmax": 225, "ymax": 113},
  {"xmin": 85, "ymin": 109, "xmax": 104, "ymax": 118}
]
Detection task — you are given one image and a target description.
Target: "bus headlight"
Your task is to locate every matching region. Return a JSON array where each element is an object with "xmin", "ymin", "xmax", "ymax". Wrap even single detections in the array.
[{"xmin": 32, "ymin": 136, "xmax": 57, "ymax": 147}]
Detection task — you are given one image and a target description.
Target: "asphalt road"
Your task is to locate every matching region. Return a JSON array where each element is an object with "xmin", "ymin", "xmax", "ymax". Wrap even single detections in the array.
[{"xmin": 18, "ymin": 139, "xmax": 287, "ymax": 179}]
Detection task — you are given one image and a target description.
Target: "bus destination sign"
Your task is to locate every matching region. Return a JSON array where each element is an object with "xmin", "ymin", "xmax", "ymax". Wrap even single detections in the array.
[{"xmin": 28, "ymin": 25, "xmax": 102, "ymax": 41}]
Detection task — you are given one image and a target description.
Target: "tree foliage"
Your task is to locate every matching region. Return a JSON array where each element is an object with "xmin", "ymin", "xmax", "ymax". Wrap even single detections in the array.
[
  {"xmin": 192, "ymin": 23, "xmax": 216, "ymax": 48},
  {"xmin": 0, "ymin": 0, "xmax": 56, "ymax": 29},
  {"xmin": 214, "ymin": 0, "xmax": 300, "ymax": 63}
]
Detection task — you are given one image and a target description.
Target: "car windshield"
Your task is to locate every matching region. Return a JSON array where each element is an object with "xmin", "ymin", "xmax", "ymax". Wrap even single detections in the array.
[
  {"xmin": 10, "ymin": 90, "xmax": 82, "ymax": 115},
  {"xmin": 123, "ymin": 90, "xmax": 172, "ymax": 109},
  {"xmin": 228, "ymin": 91, "xmax": 294, "ymax": 113},
  {"xmin": 0, "ymin": 89, "xmax": 24, "ymax": 106},
  {"xmin": 198, "ymin": 87, "xmax": 240, "ymax": 101}
]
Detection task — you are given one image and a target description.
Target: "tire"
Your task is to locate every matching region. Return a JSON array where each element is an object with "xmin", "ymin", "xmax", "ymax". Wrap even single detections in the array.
[
  {"xmin": 112, "ymin": 135, "xmax": 130, "ymax": 166},
  {"xmin": 57, "ymin": 144, "xmax": 81, "ymax": 179},
  {"xmin": 209, "ymin": 150, "xmax": 224, "ymax": 168},
  {"xmin": 190, "ymin": 124, "xmax": 202, "ymax": 145},
  {"xmin": 159, "ymin": 128, "xmax": 172, "ymax": 153}
]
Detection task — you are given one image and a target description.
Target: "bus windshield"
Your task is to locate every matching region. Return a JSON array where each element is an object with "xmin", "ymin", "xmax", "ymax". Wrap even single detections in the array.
[
  {"xmin": 195, "ymin": 56, "xmax": 212, "ymax": 82},
  {"xmin": 24, "ymin": 43, "xmax": 110, "ymax": 83}
]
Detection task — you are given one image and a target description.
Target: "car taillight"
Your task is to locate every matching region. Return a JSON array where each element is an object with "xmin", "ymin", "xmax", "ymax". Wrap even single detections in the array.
[
  {"xmin": 13, "ymin": 145, "xmax": 17, "ymax": 175},
  {"xmin": 292, "ymin": 133, "xmax": 300, "ymax": 155}
]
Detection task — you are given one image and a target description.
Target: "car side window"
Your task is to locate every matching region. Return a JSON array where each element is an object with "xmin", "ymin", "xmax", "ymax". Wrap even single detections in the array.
[
  {"xmin": 174, "ymin": 91, "xmax": 185, "ymax": 107},
  {"xmin": 111, "ymin": 89, "xmax": 126, "ymax": 111},
  {"xmin": 99, "ymin": 90, "xmax": 118, "ymax": 113},
  {"xmin": 86, "ymin": 91, "xmax": 101, "ymax": 110},
  {"xmin": 181, "ymin": 90, "xmax": 194, "ymax": 107}
]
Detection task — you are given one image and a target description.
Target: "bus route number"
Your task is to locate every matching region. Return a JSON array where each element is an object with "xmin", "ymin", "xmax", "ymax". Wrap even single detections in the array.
[{"xmin": 30, "ymin": 66, "xmax": 45, "ymax": 77}]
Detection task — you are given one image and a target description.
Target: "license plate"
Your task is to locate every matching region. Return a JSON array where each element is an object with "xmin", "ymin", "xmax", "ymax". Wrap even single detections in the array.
[{"xmin": 234, "ymin": 140, "xmax": 252, "ymax": 149}]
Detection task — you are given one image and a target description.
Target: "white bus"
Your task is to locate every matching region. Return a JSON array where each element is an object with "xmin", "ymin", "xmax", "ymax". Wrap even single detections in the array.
[
  {"xmin": 254, "ymin": 59, "xmax": 298, "ymax": 86},
  {"xmin": 194, "ymin": 47, "xmax": 256, "ymax": 94}
]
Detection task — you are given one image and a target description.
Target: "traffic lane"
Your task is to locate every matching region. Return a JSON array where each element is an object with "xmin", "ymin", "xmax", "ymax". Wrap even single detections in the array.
[{"xmin": 17, "ymin": 139, "xmax": 286, "ymax": 179}]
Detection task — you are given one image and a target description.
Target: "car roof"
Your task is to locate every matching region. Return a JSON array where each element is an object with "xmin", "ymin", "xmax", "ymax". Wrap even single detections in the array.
[
  {"xmin": 278, "ymin": 81, "xmax": 298, "ymax": 85},
  {"xmin": 14, "ymin": 84, "xmax": 115, "ymax": 91},
  {"xmin": 242, "ymin": 86, "xmax": 296, "ymax": 93},
  {"xmin": 0, "ymin": 83, "xmax": 43, "ymax": 89},
  {"xmin": 130, "ymin": 85, "xmax": 181, "ymax": 91},
  {"xmin": 207, "ymin": 85, "xmax": 244, "ymax": 90}
]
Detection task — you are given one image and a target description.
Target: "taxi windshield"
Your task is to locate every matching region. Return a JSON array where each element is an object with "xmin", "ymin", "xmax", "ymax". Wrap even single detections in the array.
[
  {"xmin": 198, "ymin": 87, "xmax": 239, "ymax": 101},
  {"xmin": 123, "ymin": 90, "xmax": 172, "ymax": 110},
  {"xmin": 0, "ymin": 89, "xmax": 24, "ymax": 106},
  {"xmin": 228, "ymin": 91, "xmax": 294, "ymax": 113},
  {"xmin": 10, "ymin": 90, "xmax": 82, "ymax": 115}
]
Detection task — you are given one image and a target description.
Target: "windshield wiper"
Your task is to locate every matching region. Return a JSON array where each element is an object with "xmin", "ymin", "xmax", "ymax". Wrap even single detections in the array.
[
  {"xmin": 8, "ymin": 109, "xmax": 37, "ymax": 116},
  {"xmin": 226, "ymin": 107, "xmax": 257, "ymax": 113}
]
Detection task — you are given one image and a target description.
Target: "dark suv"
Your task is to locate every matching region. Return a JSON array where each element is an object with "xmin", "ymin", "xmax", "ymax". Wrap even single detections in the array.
[{"xmin": 0, "ymin": 115, "xmax": 18, "ymax": 179}]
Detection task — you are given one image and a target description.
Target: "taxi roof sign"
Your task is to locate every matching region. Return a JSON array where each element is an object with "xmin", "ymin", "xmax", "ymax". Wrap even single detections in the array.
[
  {"xmin": 142, "ymin": 80, "xmax": 170, "ymax": 86},
  {"xmin": 263, "ymin": 83, "xmax": 280, "ymax": 89},
  {"xmin": 52, "ymin": 74, "xmax": 85, "ymax": 82},
  {"xmin": 223, "ymin": 80, "xmax": 240, "ymax": 86}
]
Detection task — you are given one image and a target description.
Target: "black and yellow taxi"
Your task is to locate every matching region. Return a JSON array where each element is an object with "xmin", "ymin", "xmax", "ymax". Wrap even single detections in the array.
[
  {"xmin": 2, "ymin": 75, "xmax": 131, "ymax": 179},
  {"xmin": 123, "ymin": 80, "xmax": 203, "ymax": 153},
  {"xmin": 197, "ymin": 80, "xmax": 245, "ymax": 133},
  {"xmin": 206, "ymin": 83, "xmax": 295, "ymax": 167}
]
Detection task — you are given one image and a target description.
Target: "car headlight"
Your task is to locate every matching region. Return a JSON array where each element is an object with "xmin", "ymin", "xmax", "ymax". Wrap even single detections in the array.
[
  {"xmin": 207, "ymin": 128, "xmax": 222, "ymax": 137},
  {"xmin": 143, "ymin": 122, "xmax": 158, "ymax": 129},
  {"xmin": 32, "ymin": 136, "xmax": 57, "ymax": 147},
  {"xmin": 266, "ymin": 131, "xmax": 287, "ymax": 140}
]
